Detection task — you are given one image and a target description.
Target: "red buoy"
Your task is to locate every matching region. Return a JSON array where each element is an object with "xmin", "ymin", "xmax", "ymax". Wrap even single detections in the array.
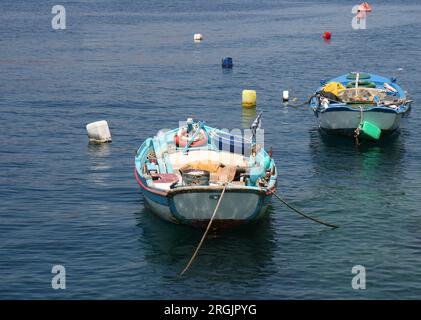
[{"xmin": 323, "ymin": 32, "xmax": 331, "ymax": 40}]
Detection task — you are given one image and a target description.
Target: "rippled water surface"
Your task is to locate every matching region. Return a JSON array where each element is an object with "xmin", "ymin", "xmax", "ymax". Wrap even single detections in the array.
[{"xmin": 1, "ymin": 0, "xmax": 421, "ymax": 299}]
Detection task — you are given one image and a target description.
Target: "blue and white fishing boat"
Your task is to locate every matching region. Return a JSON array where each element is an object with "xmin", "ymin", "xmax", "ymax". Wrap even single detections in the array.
[
  {"xmin": 309, "ymin": 72, "xmax": 412, "ymax": 139},
  {"xmin": 134, "ymin": 118, "xmax": 277, "ymax": 228}
]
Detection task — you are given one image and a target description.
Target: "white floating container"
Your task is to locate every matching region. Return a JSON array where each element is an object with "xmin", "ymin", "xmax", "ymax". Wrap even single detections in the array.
[
  {"xmin": 282, "ymin": 90, "xmax": 289, "ymax": 102},
  {"xmin": 194, "ymin": 33, "xmax": 203, "ymax": 41},
  {"xmin": 86, "ymin": 120, "xmax": 112, "ymax": 143}
]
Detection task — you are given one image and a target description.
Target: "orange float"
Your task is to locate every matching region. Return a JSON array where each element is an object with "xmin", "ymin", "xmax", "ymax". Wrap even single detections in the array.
[{"xmin": 174, "ymin": 127, "xmax": 208, "ymax": 148}]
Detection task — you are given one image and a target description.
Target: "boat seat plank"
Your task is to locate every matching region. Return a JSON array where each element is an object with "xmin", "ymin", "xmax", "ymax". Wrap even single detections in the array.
[{"xmin": 151, "ymin": 173, "xmax": 179, "ymax": 184}]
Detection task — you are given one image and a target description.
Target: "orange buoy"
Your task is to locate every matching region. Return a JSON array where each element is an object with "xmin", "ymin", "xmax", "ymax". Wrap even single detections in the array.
[
  {"xmin": 174, "ymin": 127, "xmax": 208, "ymax": 148},
  {"xmin": 323, "ymin": 32, "xmax": 331, "ymax": 40}
]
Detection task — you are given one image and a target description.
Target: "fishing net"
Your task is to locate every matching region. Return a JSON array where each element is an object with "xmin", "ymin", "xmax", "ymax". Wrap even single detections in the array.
[{"xmin": 337, "ymin": 88, "xmax": 387, "ymax": 104}]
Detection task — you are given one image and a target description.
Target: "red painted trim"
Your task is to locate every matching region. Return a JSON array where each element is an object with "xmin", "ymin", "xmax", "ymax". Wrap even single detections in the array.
[{"xmin": 134, "ymin": 167, "xmax": 167, "ymax": 196}]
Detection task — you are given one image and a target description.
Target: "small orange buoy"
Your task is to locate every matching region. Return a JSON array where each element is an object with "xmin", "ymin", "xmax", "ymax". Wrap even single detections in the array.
[{"xmin": 323, "ymin": 32, "xmax": 331, "ymax": 40}]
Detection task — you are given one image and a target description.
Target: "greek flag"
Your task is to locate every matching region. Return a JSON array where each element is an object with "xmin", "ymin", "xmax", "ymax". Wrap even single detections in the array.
[{"xmin": 250, "ymin": 112, "xmax": 262, "ymax": 143}]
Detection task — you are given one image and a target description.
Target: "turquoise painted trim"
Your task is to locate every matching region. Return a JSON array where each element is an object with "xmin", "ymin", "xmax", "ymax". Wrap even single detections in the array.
[
  {"xmin": 151, "ymin": 137, "xmax": 164, "ymax": 173},
  {"xmin": 135, "ymin": 138, "xmax": 153, "ymax": 173},
  {"xmin": 141, "ymin": 186, "xmax": 169, "ymax": 206}
]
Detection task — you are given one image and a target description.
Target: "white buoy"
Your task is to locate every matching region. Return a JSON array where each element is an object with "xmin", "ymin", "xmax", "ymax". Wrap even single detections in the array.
[
  {"xmin": 282, "ymin": 90, "xmax": 289, "ymax": 102},
  {"xmin": 194, "ymin": 33, "xmax": 203, "ymax": 41},
  {"xmin": 86, "ymin": 120, "xmax": 112, "ymax": 143}
]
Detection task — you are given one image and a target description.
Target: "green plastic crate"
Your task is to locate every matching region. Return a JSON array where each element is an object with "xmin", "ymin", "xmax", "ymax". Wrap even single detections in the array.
[{"xmin": 361, "ymin": 121, "xmax": 381, "ymax": 140}]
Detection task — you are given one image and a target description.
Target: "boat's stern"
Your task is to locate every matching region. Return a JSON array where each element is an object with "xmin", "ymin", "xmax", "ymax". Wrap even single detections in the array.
[{"xmin": 167, "ymin": 186, "xmax": 271, "ymax": 227}]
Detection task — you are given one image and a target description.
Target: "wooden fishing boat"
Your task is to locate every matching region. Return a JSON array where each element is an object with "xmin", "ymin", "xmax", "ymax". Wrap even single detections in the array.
[
  {"xmin": 134, "ymin": 118, "xmax": 277, "ymax": 228},
  {"xmin": 309, "ymin": 72, "xmax": 412, "ymax": 139}
]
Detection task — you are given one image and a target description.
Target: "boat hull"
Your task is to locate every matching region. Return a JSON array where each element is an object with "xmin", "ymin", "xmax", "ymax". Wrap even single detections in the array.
[
  {"xmin": 146, "ymin": 188, "xmax": 271, "ymax": 228},
  {"xmin": 314, "ymin": 108, "xmax": 402, "ymax": 136},
  {"xmin": 168, "ymin": 187, "xmax": 271, "ymax": 227}
]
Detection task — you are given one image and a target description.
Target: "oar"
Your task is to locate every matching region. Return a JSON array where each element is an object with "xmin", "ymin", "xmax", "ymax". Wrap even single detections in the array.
[{"xmin": 267, "ymin": 189, "xmax": 339, "ymax": 229}]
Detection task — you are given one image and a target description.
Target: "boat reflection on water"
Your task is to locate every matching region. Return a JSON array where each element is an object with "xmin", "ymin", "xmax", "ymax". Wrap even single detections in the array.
[
  {"xmin": 308, "ymin": 128, "xmax": 406, "ymax": 214},
  {"xmin": 222, "ymin": 68, "xmax": 233, "ymax": 75},
  {"xmin": 314, "ymin": 128, "xmax": 404, "ymax": 164},
  {"xmin": 316, "ymin": 127, "xmax": 402, "ymax": 148},
  {"xmin": 135, "ymin": 206, "xmax": 277, "ymax": 280}
]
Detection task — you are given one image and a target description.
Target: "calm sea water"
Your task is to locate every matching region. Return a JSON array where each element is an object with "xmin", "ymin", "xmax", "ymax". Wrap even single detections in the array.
[{"xmin": 1, "ymin": 0, "xmax": 421, "ymax": 299}]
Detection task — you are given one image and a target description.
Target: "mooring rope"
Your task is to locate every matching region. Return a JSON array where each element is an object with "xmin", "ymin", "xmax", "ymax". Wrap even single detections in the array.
[
  {"xmin": 284, "ymin": 100, "xmax": 309, "ymax": 108},
  {"xmin": 354, "ymin": 106, "xmax": 364, "ymax": 145},
  {"xmin": 179, "ymin": 183, "xmax": 228, "ymax": 276},
  {"xmin": 267, "ymin": 189, "xmax": 339, "ymax": 229}
]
